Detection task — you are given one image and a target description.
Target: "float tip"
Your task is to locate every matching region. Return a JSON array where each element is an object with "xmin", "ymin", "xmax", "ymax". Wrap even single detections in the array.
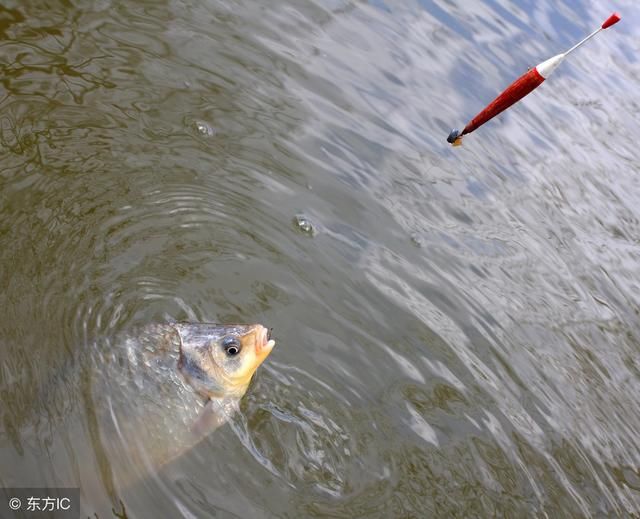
[{"xmin": 602, "ymin": 12, "xmax": 621, "ymax": 30}]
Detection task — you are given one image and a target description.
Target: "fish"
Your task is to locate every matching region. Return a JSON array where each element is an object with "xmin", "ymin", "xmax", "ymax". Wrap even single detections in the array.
[
  {"xmin": 84, "ymin": 322, "xmax": 275, "ymax": 482},
  {"xmin": 3, "ymin": 321, "xmax": 276, "ymax": 513}
]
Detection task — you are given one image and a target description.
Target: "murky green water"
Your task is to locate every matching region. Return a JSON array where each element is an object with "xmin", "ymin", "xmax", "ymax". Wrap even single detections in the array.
[{"xmin": 1, "ymin": 0, "xmax": 639, "ymax": 517}]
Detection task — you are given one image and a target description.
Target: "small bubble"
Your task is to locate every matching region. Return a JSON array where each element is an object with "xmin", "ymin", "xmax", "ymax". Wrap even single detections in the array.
[
  {"xmin": 293, "ymin": 214, "xmax": 315, "ymax": 236},
  {"xmin": 410, "ymin": 234, "xmax": 422, "ymax": 247},
  {"xmin": 193, "ymin": 120, "xmax": 217, "ymax": 137}
]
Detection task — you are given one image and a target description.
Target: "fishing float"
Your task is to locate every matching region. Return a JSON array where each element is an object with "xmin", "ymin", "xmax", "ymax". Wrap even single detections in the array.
[{"xmin": 447, "ymin": 12, "xmax": 621, "ymax": 146}]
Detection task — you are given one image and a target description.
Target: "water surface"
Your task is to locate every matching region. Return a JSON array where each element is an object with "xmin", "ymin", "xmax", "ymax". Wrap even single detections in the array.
[{"xmin": 1, "ymin": 0, "xmax": 640, "ymax": 517}]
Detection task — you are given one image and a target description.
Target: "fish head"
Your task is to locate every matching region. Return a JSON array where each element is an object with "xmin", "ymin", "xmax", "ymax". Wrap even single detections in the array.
[{"xmin": 173, "ymin": 323, "xmax": 275, "ymax": 399}]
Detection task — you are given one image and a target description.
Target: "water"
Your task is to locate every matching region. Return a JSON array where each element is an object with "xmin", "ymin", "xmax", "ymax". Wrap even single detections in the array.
[{"xmin": 1, "ymin": 0, "xmax": 639, "ymax": 516}]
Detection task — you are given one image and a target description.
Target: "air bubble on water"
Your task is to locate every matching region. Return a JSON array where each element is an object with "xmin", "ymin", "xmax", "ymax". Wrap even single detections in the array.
[
  {"xmin": 293, "ymin": 214, "xmax": 315, "ymax": 236},
  {"xmin": 193, "ymin": 120, "xmax": 217, "ymax": 137}
]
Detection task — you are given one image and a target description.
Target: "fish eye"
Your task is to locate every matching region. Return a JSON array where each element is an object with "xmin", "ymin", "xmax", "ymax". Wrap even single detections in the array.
[{"xmin": 221, "ymin": 336, "xmax": 241, "ymax": 357}]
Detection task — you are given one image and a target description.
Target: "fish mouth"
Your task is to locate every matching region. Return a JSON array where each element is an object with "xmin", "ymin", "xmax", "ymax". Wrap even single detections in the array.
[{"xmin": 255, "ymin": 324, "xmax": 275, "ymax": 356}]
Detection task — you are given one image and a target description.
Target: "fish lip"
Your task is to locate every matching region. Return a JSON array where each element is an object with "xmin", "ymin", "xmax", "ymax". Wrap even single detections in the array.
[{"xmin": 256, "ymin": 324, "xmax": 274, "ymax": 355}]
